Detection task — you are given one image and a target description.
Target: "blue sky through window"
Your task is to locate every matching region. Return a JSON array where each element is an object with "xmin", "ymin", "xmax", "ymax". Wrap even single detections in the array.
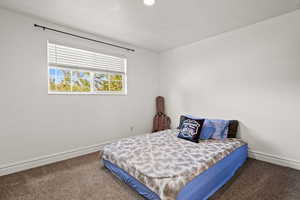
[{"xmin": 49, "ymin": 68, "xmax": 69, "ymax": 84}]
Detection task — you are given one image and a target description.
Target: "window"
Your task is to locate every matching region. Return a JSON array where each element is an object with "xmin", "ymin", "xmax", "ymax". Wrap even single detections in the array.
[{"xmin": 48, "ymin": 42, "xmax": 127, "ymax": 94}]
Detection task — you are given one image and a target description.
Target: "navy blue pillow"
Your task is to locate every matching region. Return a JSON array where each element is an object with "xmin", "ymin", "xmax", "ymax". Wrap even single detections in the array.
[
  {"xmin": 178, "ymin": 118, "xmax": 205, "ymax": 143},
  {"xmin": 178, "ymin": 115, "xmax": 203, "ymax": 129}
]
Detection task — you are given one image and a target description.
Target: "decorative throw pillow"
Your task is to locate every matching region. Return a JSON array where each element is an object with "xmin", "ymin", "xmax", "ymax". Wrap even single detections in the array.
[
  {"xmin": 178, "ymin": 115, "xmax": 203, "ymax": 129},
  {"xmin": 178, "ymin": 118, "xmax": 205, "ymax": 143}
]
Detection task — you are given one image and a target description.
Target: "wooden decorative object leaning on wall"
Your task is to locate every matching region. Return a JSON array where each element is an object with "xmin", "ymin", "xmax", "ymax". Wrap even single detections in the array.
[{"xmin": 152, "ymin": 96, "xmax": 171, "ymax": 132}]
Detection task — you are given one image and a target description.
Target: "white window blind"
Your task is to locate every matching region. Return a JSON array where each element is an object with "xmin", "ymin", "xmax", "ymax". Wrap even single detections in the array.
[
  {"xmin": 48, "ymin": 43, "xmax": 126, "ymax": 73},
  {"xmin": 47, "ymin": 42, "xmax": 127, "ymax": 95}
]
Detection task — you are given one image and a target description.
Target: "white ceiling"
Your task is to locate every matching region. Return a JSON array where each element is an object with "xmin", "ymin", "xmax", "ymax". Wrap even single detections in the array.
[{"xmin": 1, "ymin": 0, "xmax": 300, "ymax": 52}]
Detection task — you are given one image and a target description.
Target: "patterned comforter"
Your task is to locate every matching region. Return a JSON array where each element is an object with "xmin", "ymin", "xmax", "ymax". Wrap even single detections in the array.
[{"xmin": 101, "ymin": 129, "xmax": 246, "ymax": 200}]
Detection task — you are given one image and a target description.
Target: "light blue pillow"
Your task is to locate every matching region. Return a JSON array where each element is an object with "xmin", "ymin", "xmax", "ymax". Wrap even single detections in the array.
[
  {"xmin": 200, "ymin": 120, "xmax": 215, "ymax": 139},
  {"xmin": 223, "ymin": 126, "xmax": 229, "ymax": 139},
  {"xmin": 208, "ymin": 119, "xmax": 230, "ymax": 140}
]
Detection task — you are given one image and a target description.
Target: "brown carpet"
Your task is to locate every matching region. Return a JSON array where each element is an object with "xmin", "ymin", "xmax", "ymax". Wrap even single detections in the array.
[{"xmin": 1, "ymin": 152, "xmax": 300, "ymax": 200}]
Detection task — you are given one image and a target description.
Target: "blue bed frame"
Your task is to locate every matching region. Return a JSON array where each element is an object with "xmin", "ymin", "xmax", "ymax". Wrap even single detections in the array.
[{"xmin": 103, "ymin": 144, "xmax": 248, "ymax": 200}]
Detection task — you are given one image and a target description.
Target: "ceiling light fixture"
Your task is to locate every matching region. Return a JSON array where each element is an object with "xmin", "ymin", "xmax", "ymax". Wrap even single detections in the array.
[{"xmin": 144, "ymin": 0, "xmax": 155, "ymax": 6}]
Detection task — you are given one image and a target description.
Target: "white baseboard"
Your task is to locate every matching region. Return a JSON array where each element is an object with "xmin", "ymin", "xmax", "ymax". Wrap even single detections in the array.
[
  {"xmin": 0, "ymin": 134, "xmax": 140, "ymax": 177},
  {"xmin": 0, "ymin": 142, "xmax": 108, "ymax": 176},
  {"xmin": 248, "ymin": 150, "xmax": 300, "ymax": 170}
]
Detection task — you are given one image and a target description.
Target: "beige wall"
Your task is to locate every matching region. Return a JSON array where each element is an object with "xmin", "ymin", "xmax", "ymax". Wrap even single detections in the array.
[
  {"xmin": 159, "ymin": 10, "xmax": 300, "ymax": 162},
  {"xmin": 0, "ymin": 8, "xmax": 159, "ymax": 167}
]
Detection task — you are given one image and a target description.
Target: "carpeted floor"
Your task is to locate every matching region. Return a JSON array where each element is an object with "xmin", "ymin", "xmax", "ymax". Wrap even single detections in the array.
[{"xmin": 1, "ymin": 152, "xmax": 300, "ymax": 200}]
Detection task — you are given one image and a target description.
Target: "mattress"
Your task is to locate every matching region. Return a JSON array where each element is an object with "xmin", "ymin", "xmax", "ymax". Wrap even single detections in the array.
[{"xmin": 102, "ymin": 129, "xmax": 247, "ymax": 200}]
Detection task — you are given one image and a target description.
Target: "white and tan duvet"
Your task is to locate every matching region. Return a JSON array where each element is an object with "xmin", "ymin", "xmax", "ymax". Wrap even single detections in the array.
[{"xmin": 102, "ymin": 129, "xmax": 246, "ymax": 200}]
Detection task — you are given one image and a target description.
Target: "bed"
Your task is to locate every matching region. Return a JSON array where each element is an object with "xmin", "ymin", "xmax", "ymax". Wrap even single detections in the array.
[{"xmin": 101, "ymin": 121, "xmax": 248, "ymax": 200}]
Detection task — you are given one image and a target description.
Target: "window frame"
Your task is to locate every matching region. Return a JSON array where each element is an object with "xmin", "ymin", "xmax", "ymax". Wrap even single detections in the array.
[{"xmin": 47, "ymin": 42, "xmax": 127, "ymax": 95}]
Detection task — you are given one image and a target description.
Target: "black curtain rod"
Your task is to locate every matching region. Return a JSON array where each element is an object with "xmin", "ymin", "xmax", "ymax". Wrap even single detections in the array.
[{"xmin": 33, "ymin": 24, "xmax": 135, "ymax": 52}]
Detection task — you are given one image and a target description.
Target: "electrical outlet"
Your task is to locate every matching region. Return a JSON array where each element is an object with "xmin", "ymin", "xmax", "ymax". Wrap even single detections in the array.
[{"xmin": 130, "ymin": 126, "xmax": 134, "ymax": 132}]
